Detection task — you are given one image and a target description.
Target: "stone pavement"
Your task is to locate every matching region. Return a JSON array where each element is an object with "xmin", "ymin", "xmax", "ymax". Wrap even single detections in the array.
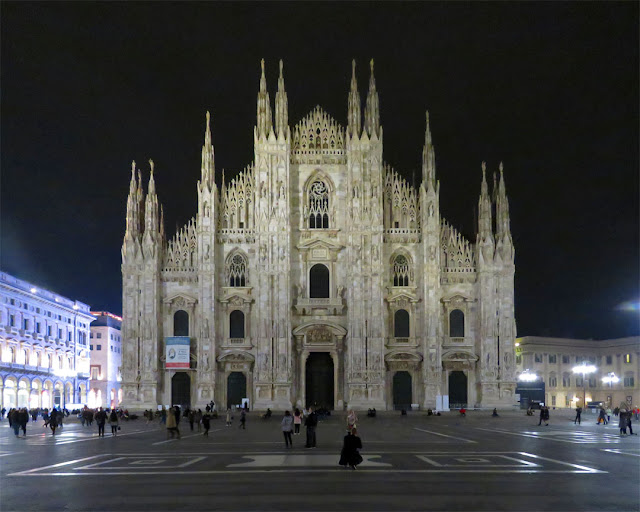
[{"xmin": 0, "ymin": 408, "xmax": 638, "ymax": 511}]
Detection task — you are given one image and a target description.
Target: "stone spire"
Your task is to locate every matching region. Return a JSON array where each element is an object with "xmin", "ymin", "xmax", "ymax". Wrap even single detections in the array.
[
  {"xmin": 495, "ymin": 162, "xmax": 511, "ymax": 240},
  {"xmin": 256, "ymin": 59, "xmax": 273, "ymax": 139},
  {"xmin": 144, "ymin": 159, "xmax": 159, "ymax": 236},
  {"xmin": 477, "ymin": 162, "xmax": 492, "ymax": 239},
  {"xmin": 275, "ymin": 59, "xmax": 288, "ymax": 138},
  {"xmin": 347, "ymin": 60, "xmax": 361, "ymax": 138},
  {"xmin": 125, "ymin": 160, "xmax": 140, "ymax": 238},
  {"xmin": 422, "ymin": 111, "xmax": 436, "ymax": 188},
  {"xmin": 159, "ymin": 204, "xmax": 165, "ymax": 241},
  {"xmin": 201, "ymin": 111, "xmax": 215, "ymax": 190},
  {"xmin": 364, "ymin": 59, "xmax": 380, "ymax": 138}
]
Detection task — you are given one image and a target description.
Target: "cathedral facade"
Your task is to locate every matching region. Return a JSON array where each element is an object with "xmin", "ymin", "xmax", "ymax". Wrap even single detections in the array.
[{"xmin": 121, "ymin": 60, "xmax": 517, "ymax": 411}]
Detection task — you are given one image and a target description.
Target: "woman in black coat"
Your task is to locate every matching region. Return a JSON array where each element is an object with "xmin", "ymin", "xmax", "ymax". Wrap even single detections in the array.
[{"xmin": 339, "ymin": 428, "xmax": 363, "ymax": 469}]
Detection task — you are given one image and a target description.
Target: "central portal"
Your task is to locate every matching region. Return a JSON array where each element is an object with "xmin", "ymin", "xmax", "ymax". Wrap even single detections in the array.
[{"xmin": 305, "ymin": 352, "xmax": 334, "ymax": 410}]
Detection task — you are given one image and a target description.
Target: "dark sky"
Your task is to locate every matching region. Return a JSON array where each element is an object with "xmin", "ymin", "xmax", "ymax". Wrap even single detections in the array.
[{"xmin": 2, "ymin": 2, "xmax": 638, "ymax": 339}]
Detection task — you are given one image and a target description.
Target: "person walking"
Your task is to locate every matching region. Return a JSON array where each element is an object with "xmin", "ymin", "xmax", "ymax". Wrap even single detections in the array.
[
  {"xmin": 188, "ymin": 408, "xmax": 195, "ymax": 431},
  {"xmin": 9, "ymin": 409, "xmax": 20, "ymax": 437},
  {"xmin": 626, "ymin": 411, "xmax": 636, "ymax": 435},
  {"xmin": 282, "ymin": 410, "xmax": 294, "ymax": 448},
  {"xmin": 226, "ymin": 408, "xmax": 232, "ymax": 427},
  {"xmin": 574, "ymin": 406, "xmax": 582, "ymax": 425},
  {"xmin": 339, "ymin": 427, "xmax": 363, "ymax": 470},
  {"xmin": 305, "ymin": 407, "xmax": 318, "ymax": 448},
  {"xmin": 598, "ymin": 407, "xmax": 607, "ymax": 425},
  {"xmin": 109, "ymin": 409, "xmax": 119, "ymax": 436},
  {"xmin": 18, "ymin": 408, "xmax": 29, "ymax": 436},
  {"xmin": 538, "ymin": 406, "xmax": 545, "ymax": 426},
  {"xmin": 239, "ymin": 409, "xmax": 246, "ymax": 429},
  {"xmin": 293, "ymin": 408, "xmax": 302, "ymax": 435},
  {"xmin": 606, "ymin": 407, "xmax": 612, "ymax": 423},
  {"xmin": 49, "ymin": 408, "xmax": 59, "ymax": 435},
  {"xmin": 619, "ymin": 410, "xmax": 628, "ymax": 435},
  {"xmin": 543, "ymin": 406, "xmax": 550, "ymax": 426},
  {"xmin": 160, "ymin": 406, "xmax": 167, "ymax": 425},
  {"xmin": 195, "ymin": 409, "xmax": 203, "ymax": 432},
  {"xmin": 95, "ymin": 407, "xmax": 107, "ymax": 437},
  {"xmin": 346, "ymin": 409, "xmax": 358, "ymax": 433},
  {"xmin": 202, "ymin": 406, "xmax": 211, "ymax": 436}
]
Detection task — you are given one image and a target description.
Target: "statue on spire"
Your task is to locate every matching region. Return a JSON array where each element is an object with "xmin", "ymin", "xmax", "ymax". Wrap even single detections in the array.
[
  {"xmin": 275, "ymin": 59, "xmax": 289, "ymax": 137},
  {"xmin": 256, "ymin": 59, "xmax": 273, "ymax": 139},
  {"xmin": 347, "ymin": 59, "xmax": 361, "ymax": 138},
  {"xmin": 365, "ymin": 58, "xmax": 380, "ymax": 138}
]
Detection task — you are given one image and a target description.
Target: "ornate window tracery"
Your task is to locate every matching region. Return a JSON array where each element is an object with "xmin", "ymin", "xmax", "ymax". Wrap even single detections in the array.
[
  {"xmin": 227, "ymin": 253, "xmax": 248, "ymax": 287},
  {"xmin": 308, "ymin": 180, "xmax": 330, "ymax": 229},
  {"xmin": 393, "ymin": 255, "xmax": 411, "ymax": 287}
]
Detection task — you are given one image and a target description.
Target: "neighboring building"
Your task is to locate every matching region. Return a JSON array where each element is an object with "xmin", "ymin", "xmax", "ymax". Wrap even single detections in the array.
[
  {"xmin": 0, "ymin": 271, "xmax": 93, "ymax": 409},
  {"xmin": 516, "ymin": 336, "xmax": 640, "ymax": 409},
  {"xmin": 89, "ymin": 311, "xmax": 123, "ymax": 408},
  {"xmin": 121, "ymin": 60, "xmax": 517, "ymax": 411}
]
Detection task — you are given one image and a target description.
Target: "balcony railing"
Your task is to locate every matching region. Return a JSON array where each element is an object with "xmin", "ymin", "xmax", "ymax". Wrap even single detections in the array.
[{"xmin": 295, "ymin": 297, "xmax": 344, "ymax": 315}]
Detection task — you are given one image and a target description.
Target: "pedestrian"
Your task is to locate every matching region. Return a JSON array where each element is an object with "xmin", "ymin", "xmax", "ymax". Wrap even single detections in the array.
[
  {"xmin": 166, "ymin": 406, "xmax": 180, "ymax": 439},
  {"xmin": 305, "ymin": 407, "xmax": 318, "ymax": 448},
  {"xmin": 17, "ymin": 408, "xmax": 28, "ymax": 437},
  {"xmin": 339, "ymin": 427, "xmax": 363, "ymax": 470},
  {"xmin": 492, "ymin": 408, "xmax": 499, "ymax": 417},
  {"xmin": 346, "ymin": 409, "xmax": 358, "ymax": 433},
  {"xmin": 49, "ymin": 408, "xmax": 58, "ymax": 435},
  {"xmin": 109, "ymin": 409, "xmax": 119, "ymax": 436},
  {"xmin": 195, "ymin": 409, "xmax": 203, "ymax": 432},
  {"xmin": 9, "ymin": 409, "xmax": 20, "ymax": 437},
  {"xmin": 293, "ymin": 408, "xmax": 302, "ymax": 435},
  {"xmin": 543, "ymin": 406, "xmax": 550, "ymax": 426},
  {"xmin": 188, "ymin": 409, "xmax": 195, "ymax": 431},
  {"xmin": 619, "ymin": 410, "xmax": 628, "ymax": 435},
  {"xmin": 281, "ymin": 410, "xmax": 294, "ymax": 448},
  {"xmin": 574, "ymin": 406, "xmax": 582, "ymax": 425},
  {"xmin": 598, "ymin": 407, "xmax": 607, "ymax": 425},
  {"xmin": 160, "ymin": 406, "xmax": 167, "ymax": 425},
  {"xmin": 538, "ymin": 406, "xmax": 545, "ymax": 426},
  {"xmin": 606, "ymin": 407, "xmax": 612, "ymax": 423},
  {"xmin": 1, "ymin": 406, "xmax": 6, "ymax": 419},
  {"xmin": 627, "ymin": 411, "xmax": 636, "ymax": 435},
  {"xmin": 239, "ymin": 409, "xmax": 246, "ymax": 429},
  {"xmin": 226, "ymin": 408, "xmax": 232, "ymax": 426},
  {"xmin": 202, "ymin": 406, "xmax": 211, "ymax": 436},
  {"xmin": 95, "ymin": 407, "xmax": 107, "ymax": 437}
]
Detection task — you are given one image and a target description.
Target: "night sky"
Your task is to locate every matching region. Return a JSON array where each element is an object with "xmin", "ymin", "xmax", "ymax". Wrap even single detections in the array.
[{"xmin": 2, "ymin": 3, "xmax": 638, "ymax": 339}]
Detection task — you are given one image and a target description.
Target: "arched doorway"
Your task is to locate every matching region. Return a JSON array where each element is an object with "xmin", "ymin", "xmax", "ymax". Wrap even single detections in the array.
[
  {"xmin": 305, "ymin": 352, "xmax": 334, "ymax": 409},
  {"xmin": 171, "ymin": 372, "xmax": 191, "ymax": 408},
  {"xmin": 227, "ymin": 372, "xmax": 247, "ymax": 409},
  {"xmin": 448, "ymin": 371, "xmax": 468, "ymax": 407},
  {"xmin": 393, "ymin": 371, "xmax": 412, "ymax": 410}
]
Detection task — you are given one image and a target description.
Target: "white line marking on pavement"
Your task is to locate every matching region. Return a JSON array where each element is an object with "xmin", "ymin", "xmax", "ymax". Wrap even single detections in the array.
[
  {"xmin": 601, "ymin": 448, "xmax": 640, "ymax": 457},
  {"xmin": 227, "ymin": 454, "xmax": 390, "ymax": 468},
  {"xmin": 8, "ymin": 454, "xmax": 106, "ymax": 475},
  {"xmin": 515, "ymin": 452, "xmax": 605, "ymax": 473},
  {"xmin": 413, "ymin": 428, "xmax": 476, "ymax": 443}
]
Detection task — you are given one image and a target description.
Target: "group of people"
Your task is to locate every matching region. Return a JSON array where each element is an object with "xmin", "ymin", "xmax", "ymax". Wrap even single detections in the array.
[{"xmin": 162, "ymin": 404, "xmax": 216, "ymax": 438}]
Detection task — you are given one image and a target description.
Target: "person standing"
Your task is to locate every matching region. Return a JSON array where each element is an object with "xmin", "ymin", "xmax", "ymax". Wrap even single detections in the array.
[
  {"xmin": 95, "ymin": 407, "xmax": 107, "ymax": 437},
  {"xmin": 606, "ymin": 407, "xmax": 612, "ymax": 424},
  {"xmin": 9, "ymin": 409, "xmax": 20, "ymax": 437},
  {"xmin": 626, "ymin": 411, "xmax": 635, "ymax": 435},
  {"xmin": 226, "ymin": 408, "xmax": 232, "ymax": 427},
  {"xmin": 339, "ymin": 427, "xmax": 363, "ymax": 470},
  {"xmin": 598, "ymin": 407, "xmax": 607, "ymax": 425},
  {"xmin": 49, "ymin": 408, "xmax": 58, "ymax": 435},
  {"xmin": 239, "ymin": 409, "xmax": 246, "ymax": 430},
  {"xmin": 574, "ymin": 406, "xmax": 582, "ymax": 425},
  {"xmin": 305, "ymin": 407, "xmax": 318, "ymax": 448},
  {"xmin": 109, "ymin": 409, "xmax": 119, "ymax": 436},
  {"xmin": 619, "ymin": 410, "xmax": 628, "ymax": 435},
  {"xmin": 281, "ymin": 410, "xmax": 294, "ymax": 448},
  {"xmin": 346, "ymin": 409, "xmax": 358, "ymax": 433},
  {"xmin": 543, "ymin": 406, "xmax": 550, "ymax": 426},
  {"xmin": 293, "ymin": 408, "xmax": 302, "ymax": 435},
  {"xmin": 538, "ymin": 406, "xmax": 545, "ymax": 426},
  {"xmin": 188, "ymin": 408, "xmax": 195, "ymax": 431}
]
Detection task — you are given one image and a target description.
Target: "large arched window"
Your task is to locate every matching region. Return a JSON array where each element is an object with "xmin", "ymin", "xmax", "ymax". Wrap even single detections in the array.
[
  {"xmin": 393, "ymin": 255, "xmax": 411, "ymax": 287},
  {"xmin": 310, "ymin": 264, "xmax": 330, "ymax": 298},
  {"xmin": 229, "ymin": 310, "xmax": 245, "ymax": 339},
  {"xmin": 174, "ymin": 310, "xmax": 189, "ymax": 337},
  {"xmin": 227, "ymin": 253, "xmax": 247, "ymax": 287},
  {"xmin": 394, "ymin": 309, "xmax": 410, "ymax": 338},
  {"xmin": 449, "ymin": 309, "xmax": 465, "ymax": 338},
  {"xmin": 308, "ymin": 180, "xmax": 330, "ymax": 229}
]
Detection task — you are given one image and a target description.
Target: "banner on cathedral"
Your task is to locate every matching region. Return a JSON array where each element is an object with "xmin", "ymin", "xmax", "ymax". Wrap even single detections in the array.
[{"xmin": 165, "ymin": 337, "xmax": 190, "ymax": 369}]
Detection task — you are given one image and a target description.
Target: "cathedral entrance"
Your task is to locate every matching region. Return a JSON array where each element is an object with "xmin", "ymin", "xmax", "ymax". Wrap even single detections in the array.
[
  {"xmin": 392, "ymin": 371, "xmax": 412, "ymax": 410},
  {"xmin": 227, "ymin": 372, "xmax": 246, "ymax": 409},
  {"xmin": 448, "ymin": 370, "xmax": 468, "ymax": 407},
  {"xmin": 305, "ymin": 352, "xmax": 334, "ymax": 409},
  {"xmin": 171, "ymin": 372, "xmax": 191, "ymax": 408}
]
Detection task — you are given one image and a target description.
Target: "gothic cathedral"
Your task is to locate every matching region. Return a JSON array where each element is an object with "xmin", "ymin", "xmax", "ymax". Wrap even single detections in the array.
[{"xmin": 121, "ymin": 60, "xmax": 517, "ymax": 411}]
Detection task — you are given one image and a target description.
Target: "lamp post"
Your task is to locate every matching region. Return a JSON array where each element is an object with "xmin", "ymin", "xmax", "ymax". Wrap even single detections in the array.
[
  {"xmin": 601, "ymin": 372, "xmax": 620, "ymax": 407},
  {"xmin": 572, "ymin": 363, "xmax": 597, "ymax": 409}
]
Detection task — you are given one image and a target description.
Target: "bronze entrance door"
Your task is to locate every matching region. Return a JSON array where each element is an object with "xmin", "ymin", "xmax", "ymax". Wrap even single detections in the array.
[
  {"xmin": 448, "ymin": 370, "xmax": 468, "ymax": 408},
  {"xmin": 171, "ymin": 372, "xmax": 191, "ymax": 408},
  {"xmin": 393, "ymin": 371, "xmax": 412, "ymax": 410},
  {"xmin": 227, "ymin": 372, "xmax": 246, "ymax": 409},
  {"xmin": 305, "ymin": 352, "xmax": 334, "ymax": 410}
]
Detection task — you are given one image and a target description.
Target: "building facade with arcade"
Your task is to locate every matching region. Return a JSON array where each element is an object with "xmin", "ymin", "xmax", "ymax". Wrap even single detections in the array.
[
  {"xmin": 121, "ymin": 60, "xmax": 518, "ymax": 411},
  {"xmin": 0, "ymin": 271, "xmax": 93, "ymax": 410}
]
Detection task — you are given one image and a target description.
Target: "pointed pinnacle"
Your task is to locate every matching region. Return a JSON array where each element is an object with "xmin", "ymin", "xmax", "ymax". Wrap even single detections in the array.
[
  {"xmin": 425, "ymin": 111, "xmax": 432, "ymax": 145},
  {"xmin": 481, "ymin": 161, "xmax": 486, "ymax": 174},
  {"xmin": 279, "ymin": 59, "xmax": 283, "ymax": 77},
  {"xmin": 149, "ymin": 158, "xmax": 155, "ymax": 176},
  {"xmin": 370, "ymin": 58, "xmax": 374, "ymax": 72},
  {"xmin": 499, "ymin": 161, "xmax": 504, "ymax": 173}
]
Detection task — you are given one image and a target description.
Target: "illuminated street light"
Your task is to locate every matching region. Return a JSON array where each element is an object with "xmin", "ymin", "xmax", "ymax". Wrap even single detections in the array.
[
  {"xmin": 518, "ymin": 369, "xmax": 538, "ymax": 382},
  {"xmin": 602, "ymin": 372, "xmax": 619, "ymax": 407},
  {"xmin": 572, "ymin": 363, "xmax": 597, "ymax": 408}
]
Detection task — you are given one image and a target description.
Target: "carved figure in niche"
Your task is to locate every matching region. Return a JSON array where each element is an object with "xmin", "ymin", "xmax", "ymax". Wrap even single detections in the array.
[
  {"xmin": 259, "ymin": 245, "xmax": 267, "ymax": 262},
  {"xmin": 428, "ymin": 203, "xmax": 434, "ymax": 217},
  {"xmin": 296, "ymin": 284, "xmax": 306, "ymax": 299},
  {"xmin": 204, "ymin": 244, "xmax": 210, "ymax": 260},
  {"xmin": 202, "ymin": 353, "xmax": 209, "ymax": 371},
  {"xmin": 279, "ymin": 246, "xmax": 285, "ymax": 261},
  {"xmin": 204, "ymin": 202, "xmax": 210, "ymax": 217},
  {"xmin": 260, "ymin": 181, "xmax": 266, "ymax": 199},
  {"xmin": 280, "ymin": 182, "xmax": 286, "ymax": 200},
  {"xmin": 372, "ymin": 245, "xmax": 379, "ymax": 262},
  {"xmin": 144, "ymin": 352, "xmax": 151, "ymax": 369},
  {"xmin": 504, "ymin": 352, "xmax": 513, "ymax": 367},
  {"xmin": 337, "ymin": 285, "xmax": 345, "ymax": 298}
]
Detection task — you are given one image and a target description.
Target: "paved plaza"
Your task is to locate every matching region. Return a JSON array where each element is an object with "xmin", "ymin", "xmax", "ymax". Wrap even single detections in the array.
[{"xmin": 0, "ymin": 408, "xmax": 638, "ymax": 511}]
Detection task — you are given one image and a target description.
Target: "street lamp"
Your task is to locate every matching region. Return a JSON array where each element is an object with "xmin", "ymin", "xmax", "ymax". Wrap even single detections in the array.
[
  {"xmin": 601, "ymin": 372, "xmax": 620, "ymax": 407},
  {"xmin": 572, "ymin": 363, "xmax": 597, "ymax": 409},
  {"xmin": 518, "ymin": 369, "xmax": 538, "ymax": 382}
]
